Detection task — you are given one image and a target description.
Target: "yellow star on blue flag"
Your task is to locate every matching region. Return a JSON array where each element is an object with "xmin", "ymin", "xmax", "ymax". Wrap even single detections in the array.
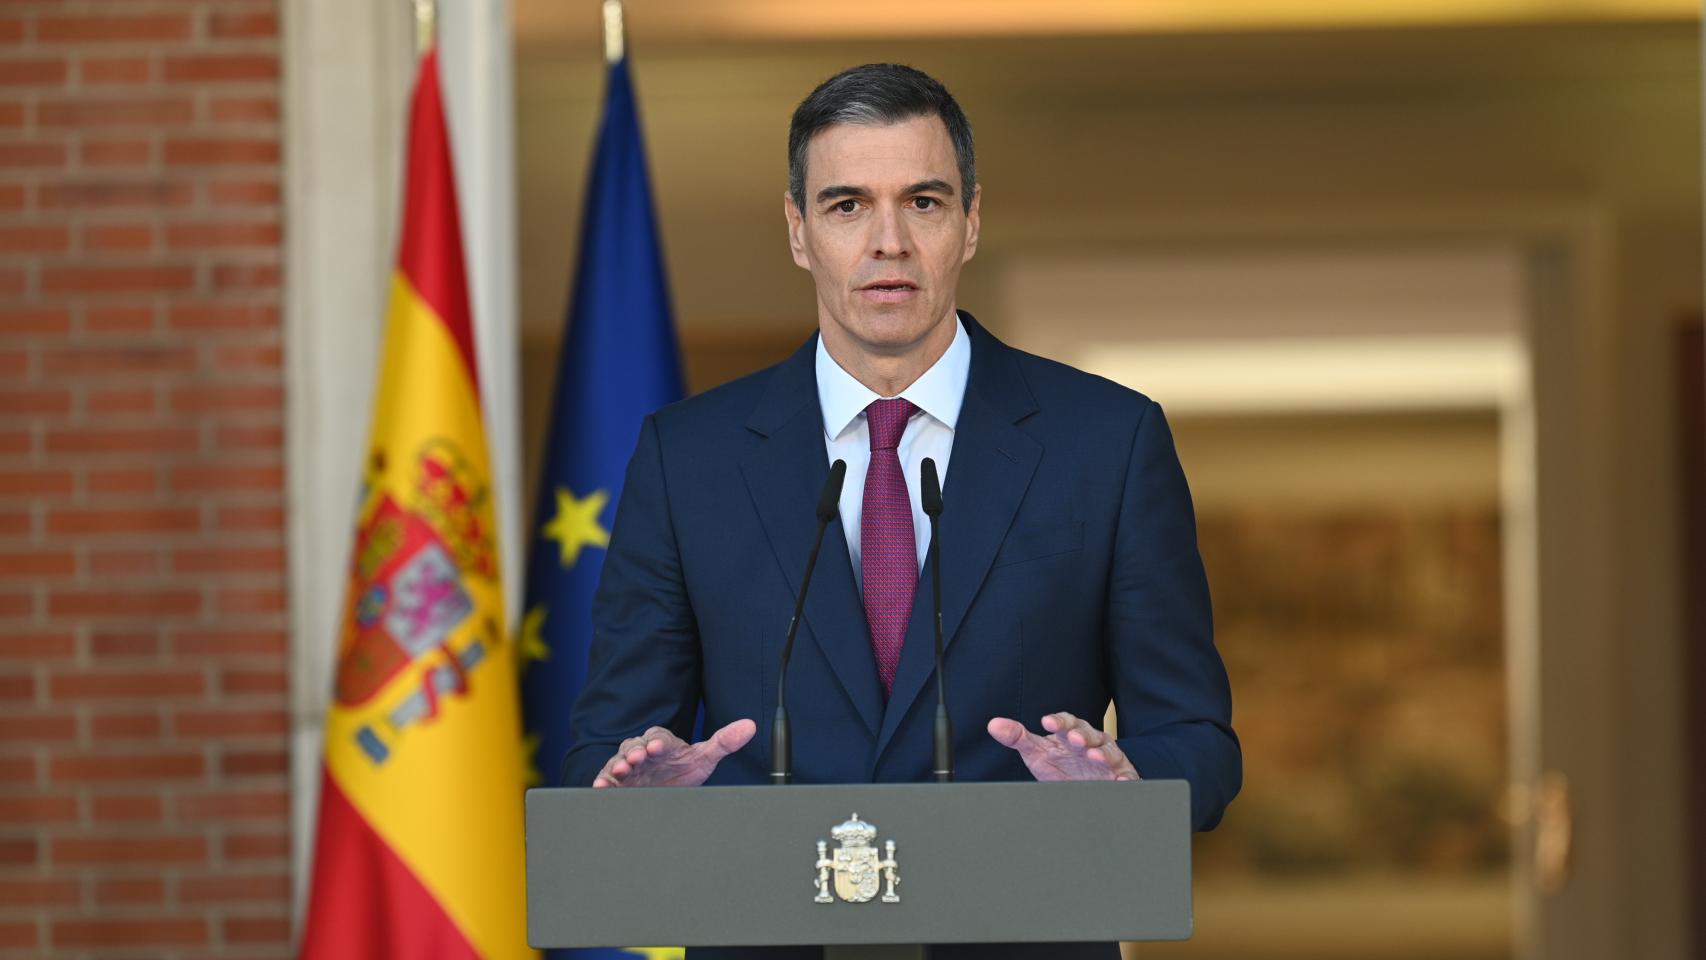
[
  {"xmin": 541, "ymin": 487, "xmax": 610, "ymax": 568},
  {"xmin": 520, "ymin": 604, "xmax": 551, "ymax": 664}
]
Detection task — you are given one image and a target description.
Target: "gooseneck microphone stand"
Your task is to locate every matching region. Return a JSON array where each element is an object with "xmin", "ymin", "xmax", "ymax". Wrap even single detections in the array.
[
  {"xmin": 772, "ymin": 459, "xmax": 847, "ymax": 785},
  {"xmin": 920, "ymin": 457, "xmax": 953, "ymax": 783}
]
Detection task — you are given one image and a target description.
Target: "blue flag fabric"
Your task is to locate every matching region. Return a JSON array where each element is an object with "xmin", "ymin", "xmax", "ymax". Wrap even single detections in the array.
[{"xmin": 519, "ymin": 55, "xmax": 684, "ymax": 960}]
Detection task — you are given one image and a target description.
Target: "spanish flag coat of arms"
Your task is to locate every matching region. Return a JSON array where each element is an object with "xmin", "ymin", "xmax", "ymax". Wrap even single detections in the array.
[{"xmin": 299, "ymin": 48, "xmax": 534, "ymax": 960}]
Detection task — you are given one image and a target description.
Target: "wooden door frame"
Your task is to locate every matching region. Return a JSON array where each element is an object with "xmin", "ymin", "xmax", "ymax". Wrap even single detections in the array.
[{"xmin": 1678, "ymin": 317, "xmax": 1703, "ymax": 960}]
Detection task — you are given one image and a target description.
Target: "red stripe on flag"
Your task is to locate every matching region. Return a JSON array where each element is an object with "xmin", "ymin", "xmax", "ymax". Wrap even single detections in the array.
[
  {"xmin": 396, "ymin": 48, "xmax": 481, "ymax": 397},
  {"xmin": 299, "ymin": 769, "xmax": 482, "ymax": 960}
]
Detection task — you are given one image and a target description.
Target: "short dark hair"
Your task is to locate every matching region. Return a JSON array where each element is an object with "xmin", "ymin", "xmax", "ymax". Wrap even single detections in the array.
[{"xmin": 788, "ymin": 63, "xmax": 976, "ymax": 214}]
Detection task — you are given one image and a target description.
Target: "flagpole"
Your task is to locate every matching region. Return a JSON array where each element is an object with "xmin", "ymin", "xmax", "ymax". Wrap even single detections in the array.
[
  {"xmin": 411, "ymin": 0, "xmax": 436, "ymax": 57},
  {"xmin": 602, "ymin": 0, "xmax": 625, "ymax": 64}
]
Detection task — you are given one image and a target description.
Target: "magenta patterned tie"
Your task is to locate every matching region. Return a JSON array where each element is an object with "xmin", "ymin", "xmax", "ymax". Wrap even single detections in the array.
[{"xmin": 861, "ymin": 398, "xmax": 919, "ymax": 698}]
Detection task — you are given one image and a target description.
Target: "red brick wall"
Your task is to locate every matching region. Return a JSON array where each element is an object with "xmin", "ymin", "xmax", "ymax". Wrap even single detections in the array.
[{"xmin": 0, "ymin": 2, "xmax": 289, "ymax": 957}]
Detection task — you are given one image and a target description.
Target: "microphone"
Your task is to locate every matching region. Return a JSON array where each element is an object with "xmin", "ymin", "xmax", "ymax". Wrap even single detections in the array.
[
  {"xmin": 920, "ymin": 457, "xmax": 953, "ymax": 783},
  {"xmin": 772, "ymin": 459, "xmax": 847, "ymax": 785}
]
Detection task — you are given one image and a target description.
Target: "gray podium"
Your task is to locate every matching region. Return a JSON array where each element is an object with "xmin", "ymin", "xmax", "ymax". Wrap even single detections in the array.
[{"xmin": 525, "ymin": 780, "xmax": 1193, "ymax": 958}]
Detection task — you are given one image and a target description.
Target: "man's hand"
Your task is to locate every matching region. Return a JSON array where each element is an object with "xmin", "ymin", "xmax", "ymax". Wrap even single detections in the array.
[
  {"xmin": 987, "ymin": 711, "xmax": 1140, "ymax": 782},
  {"xmin": 590, "ymin": 719, "xmax": 756, "ymax": 788}
]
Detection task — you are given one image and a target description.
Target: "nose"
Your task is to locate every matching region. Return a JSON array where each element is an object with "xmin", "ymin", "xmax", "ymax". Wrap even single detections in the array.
[{"xmin": 868, "ymin": 203, "xmax": 910, "ymax": 260}]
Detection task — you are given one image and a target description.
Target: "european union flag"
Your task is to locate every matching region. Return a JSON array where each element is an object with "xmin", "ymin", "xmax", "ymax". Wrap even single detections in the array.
[{"xmin": 519, "ymin": 53, "xmax": 683, "ymax": 959}]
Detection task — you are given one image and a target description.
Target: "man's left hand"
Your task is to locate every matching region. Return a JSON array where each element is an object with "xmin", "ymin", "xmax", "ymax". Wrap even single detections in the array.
[{"xmin": 987, "ymin": 711, "xmax": 1140, "ymax": 782}]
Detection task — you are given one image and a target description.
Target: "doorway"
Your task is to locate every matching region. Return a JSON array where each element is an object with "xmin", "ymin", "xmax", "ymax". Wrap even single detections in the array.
[{"xmin": 1001, "ymin": 242, "xmax": 1537, "ymax": 960}]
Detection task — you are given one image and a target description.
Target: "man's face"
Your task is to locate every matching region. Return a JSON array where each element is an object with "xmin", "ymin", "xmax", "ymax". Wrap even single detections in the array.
[{"xmin": 784, "ymin": 115, "xmax": 980, "ymax": 358}]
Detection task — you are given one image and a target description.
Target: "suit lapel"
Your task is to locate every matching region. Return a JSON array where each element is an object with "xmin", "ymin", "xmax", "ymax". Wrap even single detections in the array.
[
  {"xmin": 875, "ymin": 316, "xmax": 1042, "ymax": 761},
  {"xmin": 739, "ymin": 337, "xmax": 883, "ymax": 737}
]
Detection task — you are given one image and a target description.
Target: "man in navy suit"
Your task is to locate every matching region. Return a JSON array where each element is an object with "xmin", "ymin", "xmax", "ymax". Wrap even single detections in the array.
[{"xmin": 564, "ymin": 64, "xmax": 1240, "ymax": 957}]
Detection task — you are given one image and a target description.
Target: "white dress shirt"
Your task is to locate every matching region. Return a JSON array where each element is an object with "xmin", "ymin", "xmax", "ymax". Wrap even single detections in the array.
[{"xmin": 816, "ymin": 316, "xmax": 971, "ymax": 588}]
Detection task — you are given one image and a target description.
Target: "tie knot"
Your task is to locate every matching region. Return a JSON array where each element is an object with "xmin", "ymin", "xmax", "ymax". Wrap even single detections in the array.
[{"xmin": 865, "ymin": 398, "xmax": 917, "ymax": 451}]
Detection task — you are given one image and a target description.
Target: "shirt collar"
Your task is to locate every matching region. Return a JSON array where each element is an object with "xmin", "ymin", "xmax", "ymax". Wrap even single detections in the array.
[{"xmin": 816, "ymin": 314, "xmax": 971, "ymax": 442}]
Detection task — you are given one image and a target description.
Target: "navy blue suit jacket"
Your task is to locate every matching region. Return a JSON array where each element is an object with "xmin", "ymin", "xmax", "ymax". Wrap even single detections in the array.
[{"xmin": 565, "ymin": 313, "xmax": 1240, "ymax": 832}]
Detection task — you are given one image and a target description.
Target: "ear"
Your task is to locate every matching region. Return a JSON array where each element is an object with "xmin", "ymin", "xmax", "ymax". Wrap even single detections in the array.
[
  {"xmin": 961, "ymin": 184, "xmax": 982, "ymax": 264},
  {"xmin": 783, "ymin": 191, "xmax": 810, "ymax": 270}
]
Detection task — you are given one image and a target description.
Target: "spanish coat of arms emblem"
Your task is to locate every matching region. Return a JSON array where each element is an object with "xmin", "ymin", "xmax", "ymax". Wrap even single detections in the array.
[
  {"xmin": 336, "ymin": 440, "xmax": 499, "ymax": 767},
  {"xmin": 814, "ymin": 814, "xmax": 899, "ymax": 904}
]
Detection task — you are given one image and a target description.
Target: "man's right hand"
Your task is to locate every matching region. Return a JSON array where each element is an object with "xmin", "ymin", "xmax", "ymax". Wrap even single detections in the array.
[{"xmin": 590, "ymin": 718, "xmax": 756, "ymax": 788}]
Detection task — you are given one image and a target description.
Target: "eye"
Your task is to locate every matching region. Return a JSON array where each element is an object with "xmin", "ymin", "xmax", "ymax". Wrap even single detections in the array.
[
  {"xmin": 832, "ymin": 199, "xmax": 859, "ymax": 215},
  {"xmin": 912, "ymin": 196, "xmax": 938, "ymax": 211}
]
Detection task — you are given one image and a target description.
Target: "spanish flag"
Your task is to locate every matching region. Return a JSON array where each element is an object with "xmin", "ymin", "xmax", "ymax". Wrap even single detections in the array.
[{"xmin": 299, "ymin": 48, "xmax": 533, "ymax": 960}]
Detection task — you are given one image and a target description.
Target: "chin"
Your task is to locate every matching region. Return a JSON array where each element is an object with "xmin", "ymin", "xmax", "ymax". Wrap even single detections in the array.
[
  {"xmin": 843, "ymin": 308, "xmax": 944, "ymax": 351},
  {"xmin": 850, "ymin": 325, "xmax": 929, "ymax": 354}
]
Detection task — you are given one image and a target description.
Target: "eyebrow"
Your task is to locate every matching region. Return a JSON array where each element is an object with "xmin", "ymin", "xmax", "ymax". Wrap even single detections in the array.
[
  {"xmin": 904, "ymin": 178, "xmax": 956, "ymax": 198},
  {"xmin": 813, "ymin": 178, "xmax": 958, "ymax": 205}
]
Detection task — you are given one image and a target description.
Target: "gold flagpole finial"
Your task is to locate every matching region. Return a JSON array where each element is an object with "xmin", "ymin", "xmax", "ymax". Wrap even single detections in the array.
[
  {"xmin": 602, "ymin": 0, "xmax": 625, "ymax": 65},
  {"xmin": 412, "ymin": 0, "xmax": 436, "ymax": 57}
]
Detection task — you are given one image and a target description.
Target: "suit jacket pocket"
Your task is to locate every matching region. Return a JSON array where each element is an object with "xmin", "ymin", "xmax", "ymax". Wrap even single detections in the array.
[{"xmin": 991, "ymin": 520, "xmax": 1084, "ymax": 569}]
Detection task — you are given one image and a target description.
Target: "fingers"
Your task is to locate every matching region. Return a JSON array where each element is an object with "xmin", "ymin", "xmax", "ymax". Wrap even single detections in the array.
[
  {"xmin": 1039, "ymin": 711, "xmax": 1077, "ymax": 734},
  {"xmin": 593, "ymin": 726, "xmax": 677, "ymax": 787},
  {"xmin": 1087, "ymin": 738, "xmax": 1140, "ymax": 781},
  {"xmin": 1047, "ymin": 712, "xmax": 1131, "ymax": 777},
  {"xmin": 1084, "ymin": 740, "xmax": 1118, "ymax": 767},
  {"xmin": 1067, "ymin": 725, "xmax": 1105, "ymax": 750},
  {"xmin": 1042, "ymin": 711, "xmax": 1091, "ymax": 739},
  {"xmin": 699, "ymin": 718, "xmax": 757, "ymax": 762},
  {"xmin": 616, "ymin": 732, "xmax": 656, "ymax": 774},
  {"xmin": 593, "ymin": 720, "xmax": 757, "ymax": 788},
  {"xmin": 593, "ymin": 740, "xmax": 642, "ymax": 787},
  {"xmin": 988, "ymin": 717, "xmax": 1051, "ymax": 770},
  {"xmin": 1041, "ymin": 711, "xmax": 1109, "ymax": 752},
  {"xmin": 986, "ymin": 717, "xmax": 1028, "ymax": 748},
  {"xmin": 992, "ymin": 716, "xmax": 1087, "ymax": 755},
  {"xmin": 592, "ymin": 753, "xmax": 625, "ymax": 787},
  {"xmin": 624, "ymin": 726, "xmax": 676, "ymax": 765},
  {"xmin": 992, "ymin": 712, "xmax": 1138, "ymax": 782}
]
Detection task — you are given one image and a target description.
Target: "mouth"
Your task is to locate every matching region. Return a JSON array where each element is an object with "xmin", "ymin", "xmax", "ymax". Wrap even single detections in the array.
[{"xmin": 858, "ymin": 279, "xmax": 919, "ymax": 303}]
